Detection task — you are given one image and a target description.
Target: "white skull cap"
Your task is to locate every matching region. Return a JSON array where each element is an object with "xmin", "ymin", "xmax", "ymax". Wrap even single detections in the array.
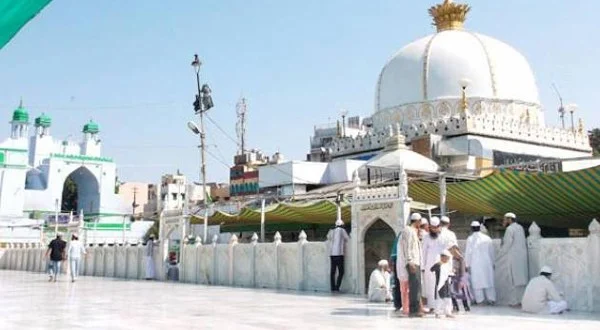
[
  {"xmin": 429, "ymin": 217, "xmax": 440, "ymax": 226},
  {"xmin": 410, "ymin": 213, "xmax": 422, "ymax": 221},
  {"xmin": 440, "ymin": 216, "xmax": 450, "ymax": 224},
  {"xmin": 504, "ymin": 212, "xmax": 516, "ymax": 219}
]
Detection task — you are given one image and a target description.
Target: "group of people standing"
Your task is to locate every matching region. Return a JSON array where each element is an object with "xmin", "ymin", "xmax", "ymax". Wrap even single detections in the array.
[{"xmin": 374, "ymin": 211, "xmax": 568, "ymax": 317}]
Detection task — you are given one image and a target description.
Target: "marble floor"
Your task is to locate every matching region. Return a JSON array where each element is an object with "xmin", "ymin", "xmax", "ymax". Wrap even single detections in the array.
[{"xmin": 1, "ymin": 270, "xmax": 599, "ymax": 330}]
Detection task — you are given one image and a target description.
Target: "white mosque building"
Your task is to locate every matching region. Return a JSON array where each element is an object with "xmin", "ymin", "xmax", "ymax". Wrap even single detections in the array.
[
  {"xmin": 0, "ymin": 102, "xmax": 152, "ymax": 244},
  {"xmin": 309, "ymin": 0, "xmax": 592, "ymax": 174}
]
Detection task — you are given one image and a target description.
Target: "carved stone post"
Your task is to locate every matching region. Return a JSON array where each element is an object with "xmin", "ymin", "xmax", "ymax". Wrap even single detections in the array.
[
  {"xmin": 274, "ymin": 231, "xmax": 282, "ymax": 288},
  {"xmin": 527, "ymin": 222, "xmax": 542, "ymax": 280},
  {"xmin": 228, "ymin": 234, "xmax": 238, "ymax": 285},
  {"xmin": 251, "ymin": 232, "xmax": 259, "ymax": 287},
  {"xmin": 298, "ymin": 230, "xmax": 308, "ymax": 290}
]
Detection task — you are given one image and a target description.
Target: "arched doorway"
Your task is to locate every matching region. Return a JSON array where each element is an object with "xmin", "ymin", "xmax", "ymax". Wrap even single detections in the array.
[
  {"xmin": 363, "ymin": 219, "xmax": 396, "ymax": 292},
  {"xmin": 63, "ymin": 166, "xmax": 100, "ymax": 214}
]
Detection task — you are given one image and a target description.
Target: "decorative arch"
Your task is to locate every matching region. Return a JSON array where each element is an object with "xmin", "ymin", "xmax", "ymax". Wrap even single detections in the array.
[
  {"xmin": 63, "ymin": 166, "xmax": 100, "ymax": 214},
  {"xmin": 362, "ymin": 218, "xmax": 396, "ymax": 292}
]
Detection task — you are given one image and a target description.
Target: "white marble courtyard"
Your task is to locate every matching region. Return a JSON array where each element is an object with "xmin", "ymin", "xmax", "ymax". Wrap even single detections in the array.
[{"xmin": 1, "ymin": 270, "xmax": 599, "ymax": 330}]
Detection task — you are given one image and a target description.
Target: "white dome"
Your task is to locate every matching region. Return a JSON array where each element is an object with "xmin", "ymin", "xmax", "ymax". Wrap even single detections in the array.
[{"xmin": 375, "ymin": 30, "xmax": 540, "ymax": 112}]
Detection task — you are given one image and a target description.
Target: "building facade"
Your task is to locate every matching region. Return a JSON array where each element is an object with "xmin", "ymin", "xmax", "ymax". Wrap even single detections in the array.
[{"xmin": 308, "ymin": 0, "xmax": 592, "ymax": 175}]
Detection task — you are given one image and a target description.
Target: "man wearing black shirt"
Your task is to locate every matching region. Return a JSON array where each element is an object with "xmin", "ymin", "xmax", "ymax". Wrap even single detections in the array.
[{"xmin": 46, "ymin": 234, "xmax": 66, "ymax": 282}]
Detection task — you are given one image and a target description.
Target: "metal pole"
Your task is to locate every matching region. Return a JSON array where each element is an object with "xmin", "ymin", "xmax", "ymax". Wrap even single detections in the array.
[
  {"xmin": 260, "ymin": 198, "xmax": 266, "ymax": 242},
  {"xmin": 122, "ymin": 215, "xmax": 126, "ymax": 244},
  {"xmin": 195, "ymin": 63, "xmax": 210, "ymax": 244},
  {"xmin": 54, "ymin": 198, "xmax": 59, "ymax": 236},
  {"xmin": 439, "ymin": 174, "xmax": 447, "ymax": 216}
]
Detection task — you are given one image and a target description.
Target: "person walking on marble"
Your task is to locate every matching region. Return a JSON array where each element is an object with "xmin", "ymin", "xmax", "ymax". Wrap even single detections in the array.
[
  {"xmin": 430, "ymin": 250, "xmax": 455, "ymax": 318},
  {"xmin": 496, "ymin": 212, "xmax": 528, "ymax": 307},
  {"xmin": 465, "ymin": 221, "xmax": 496, "ymax": 305},
  {"xmin": 328, "ymin": 219, "xmax": 349, "ymax": 292},
  {"xmin": 521, "ymin": 266, "xmax": 568, "ymax": 314},
  {"xmin": 145, "ymin": 234, "xmax": 157, "ymax": 280},
  {"xmin": 400, "ymin": 213, "xmax": 423, "ymax": 317},
  {"xmin": 45, "ymin": 233, "xmax": 67, "ymax": 282},
  {"xmin": 67, "ymin": 234, "xmax": 87, "ymax": 283}
]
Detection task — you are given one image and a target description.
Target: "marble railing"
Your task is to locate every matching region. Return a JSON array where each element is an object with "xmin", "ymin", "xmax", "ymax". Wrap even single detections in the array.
[
  {"xmin": 2, "ymin": 220, "xmax": 599, "ymax": 313},
  {"xmin": 0, "ymin": 231, "xmax": 355, "ymax": 294}
]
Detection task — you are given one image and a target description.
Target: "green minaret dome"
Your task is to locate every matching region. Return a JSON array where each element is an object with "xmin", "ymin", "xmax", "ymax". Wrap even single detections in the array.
[
  {"xmin": 12, "ymin": 100, "xmax": 29, "ymax": 123},
  {"xmin": 82, "ymin": 120, "xmax": 99, "ymax": 134},
  {"xmin": 34, "ymin": 113, "xmax": 52, "ymax": 128}
]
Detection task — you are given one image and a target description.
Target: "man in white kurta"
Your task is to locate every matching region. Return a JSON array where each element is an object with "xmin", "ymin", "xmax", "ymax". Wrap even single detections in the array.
[
  {"xmin": 465, "ymin": 221, "xmax": 496, "ymax": 304},
  {"xmin": 522, "ymin": 266, "xmax": 568, "ymax": 314},
  {"xmin": 496, "ymin": 212, "xmax": 528, "ymax": 306},
  {"xmin": 421, "ymin": 217, "xmax": 445, "ymax": 309},
  {"xmin": 145, "ymin": 235, "xmax": 156, "ymax": 280},
  {"xmin": 368, "ymin": 260, "xmax": 392, "ymax": 302}
]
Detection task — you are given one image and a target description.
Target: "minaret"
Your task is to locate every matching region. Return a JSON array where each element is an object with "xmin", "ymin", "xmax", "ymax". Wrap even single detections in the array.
[
  {"xmin": 10, "ymin": 99, "xmax": 30, "ymax": 139},
  {"xmin": 81, "ymin": 120, "xmax": 101, "ymax": 157},
  {"xmin": 30, "ymin": 113, "xmax": 53, "ymax": 166}
]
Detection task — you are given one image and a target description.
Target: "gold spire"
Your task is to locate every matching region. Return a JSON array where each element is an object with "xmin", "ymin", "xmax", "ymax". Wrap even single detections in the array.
[
  {"xmin": 429, "ymin": 0, "xmax": 471, "ymax": 32},
  {"xmin": 578, "ymin": 118, "xmax": 584, "ymax": 134}
]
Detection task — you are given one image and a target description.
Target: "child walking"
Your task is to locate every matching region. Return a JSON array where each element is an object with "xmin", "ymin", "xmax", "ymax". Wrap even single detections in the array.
[{"xmin": 430, "ymin": 250, "xmax": 454, "ymax": 318}]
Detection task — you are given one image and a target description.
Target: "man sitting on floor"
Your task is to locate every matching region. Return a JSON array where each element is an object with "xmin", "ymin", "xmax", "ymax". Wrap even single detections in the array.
[
  {"xmin": 368, "ymin": 259, "xmax": 392, "ymax": 303},
  {"xmin": 522, "ymin": 266, "xmax": 568, "ymax": 314}
]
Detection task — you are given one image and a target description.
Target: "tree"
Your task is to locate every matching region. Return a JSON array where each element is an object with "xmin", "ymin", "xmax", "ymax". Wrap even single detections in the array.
[
  {"xmin": 589, "ymin": 128, "xmax": 600, "ymax": 156},
  {"xmin": 62, "ymin": 177, "xmax": 78, "ymax": 212}
]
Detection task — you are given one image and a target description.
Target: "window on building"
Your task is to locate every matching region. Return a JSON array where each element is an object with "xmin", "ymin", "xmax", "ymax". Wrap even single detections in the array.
[{"xmin": 172, "ymin": 193, "xmax": 178, "ymax": 200}]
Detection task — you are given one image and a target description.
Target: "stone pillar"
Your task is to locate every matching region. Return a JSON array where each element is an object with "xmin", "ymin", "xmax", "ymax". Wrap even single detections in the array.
[
  {"xmin": 298, "ymin": 230, "xmax": 308, "ymax": 290},
  {"xmin": 274, "ymin": 231, "xmax": 282, "ymax": 288},
  {"xmin": 527, "ymin": 222, "xmax": 542, "ymax": 280},
  {"xmin": 397, "ymin": 165, "xmax": 411, "ymax": 229},
  {"xmin": 439, "ymin": 174, "xmax": 447, "ymax": 216},
  {"xmin": 228, "ymin": 234, "xmax": 238, "ymax": 286},
  {"xmin": 586, "ymin": 219, "xmax": 600, "ymax": 312}
]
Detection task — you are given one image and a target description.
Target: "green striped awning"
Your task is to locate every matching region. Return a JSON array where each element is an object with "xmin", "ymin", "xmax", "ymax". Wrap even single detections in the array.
[
  {"xmin": 192, "ymin": 200, "xmax": 351, "ymax": 227},
  {"xmin": 0, "ymin": 0, "xmax": 52, "ymax": 50},
  {"xmin": 409, "ymin": 166, "xmax": 600, "ymax": 227}
]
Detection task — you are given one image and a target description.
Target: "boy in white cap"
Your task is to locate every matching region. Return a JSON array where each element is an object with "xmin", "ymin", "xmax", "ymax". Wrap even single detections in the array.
[
  {"xmin": 522, "ymin": 266, "xmax": 568, "ymax": 314},
  {"xmin": 328, "ymin": 219, "xmax": 349, "ymax": 292},
  {"xmin": 465, "ymin": 221, "xmax": 496, "ymax": 305},
  {"xmin": 368, "ymin": 259, "xmax": 392, "ymax": 302},
  {"xmin": 430, "ymin": 250, "xmax": 455, "ymax": 318},
  {"xmin": 497, "ymin": 212, "xmax": 528, "ymax": 307}
]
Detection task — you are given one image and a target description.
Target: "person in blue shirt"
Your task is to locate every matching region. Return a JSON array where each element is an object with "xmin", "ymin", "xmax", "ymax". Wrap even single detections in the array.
[{"xmin": 390, "ymin": 232, "xmax": 402, "ymax": 311}]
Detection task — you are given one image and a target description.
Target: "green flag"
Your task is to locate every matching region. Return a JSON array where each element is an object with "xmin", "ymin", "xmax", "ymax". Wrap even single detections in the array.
[{"xmin": 0, "ymin": 0, "xmax": 53, "ymax": 50}]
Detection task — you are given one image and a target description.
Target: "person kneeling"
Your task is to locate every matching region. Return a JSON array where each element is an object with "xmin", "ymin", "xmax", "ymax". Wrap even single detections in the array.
[
  {"xmin": 430, "ymin": 250, "xmax": 454, "ymax": 318},
  {"xmin": 368, "ymin": 260, "xmax": 392, "ymax": 303},
  {"xmin": 522, "ymin": 266, "xmax": 568, "ymax": 314}
]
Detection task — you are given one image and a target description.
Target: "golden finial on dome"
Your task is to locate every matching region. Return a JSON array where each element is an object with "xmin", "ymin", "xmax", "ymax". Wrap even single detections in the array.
[
  {"xmin": 429, "ymin": 0, "xmax": 471, "ymax": 32},
  {"xmin": 578, "ymin": 118, "xmax": 584, "ymax": 134}
]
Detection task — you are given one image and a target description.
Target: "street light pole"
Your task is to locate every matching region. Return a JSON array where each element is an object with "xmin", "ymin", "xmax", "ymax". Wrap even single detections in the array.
[{"xmin": 190, "ymin": 54, "xmax": 214, "ymax": 243}]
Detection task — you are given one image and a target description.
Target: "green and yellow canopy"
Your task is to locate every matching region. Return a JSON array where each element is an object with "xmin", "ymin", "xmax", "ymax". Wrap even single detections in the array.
[{"xmin": 410, "ymin": 166, "xmax": 600, "ymax": 227}]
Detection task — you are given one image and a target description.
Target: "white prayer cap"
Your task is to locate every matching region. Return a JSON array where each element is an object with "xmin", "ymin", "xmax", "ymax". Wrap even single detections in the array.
[
  {"xmin": 441, "ymin": 250, "xmax": 452, "ymax": 257},
  {"xmin": 378, "ymin": 259, "xmax": 389, "ymax": 267},
  {"xmin": 540, "ymin": 266, "xmax": 553, "ymax": 274},
  {"xmin": 429, "ymin": 217, "xmax": 440, "ymax": 227},
  {"xmin": 440, "ymin": 216, "xmax": 450, "ymax": 224},
  {"xmin": 410, "ymin": 213, "xmax": 422, "ymax": 221},
  {"xmin": 470, "ymin": 221, "xmax": 481, "ymax": 227},
  {"xmin": 420, "ymin": 218, "xmax": 429, "ymax": 225},
  {"xmin": 504, "ymin": 212, "xmax": 516, "ymax": 219},
  {"xmin": 335, "ymin": 219, "xmax": 344, "ymax": 226}
]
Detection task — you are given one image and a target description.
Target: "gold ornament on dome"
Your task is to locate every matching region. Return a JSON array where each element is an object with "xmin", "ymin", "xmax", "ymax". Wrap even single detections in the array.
[
  {"xmin": 429, "ymin": 0, "xmax": 471, "ymax": 32},
  {"xmin": 578, "ymin": 118, "xmax": 584, "ymax": 134}
]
